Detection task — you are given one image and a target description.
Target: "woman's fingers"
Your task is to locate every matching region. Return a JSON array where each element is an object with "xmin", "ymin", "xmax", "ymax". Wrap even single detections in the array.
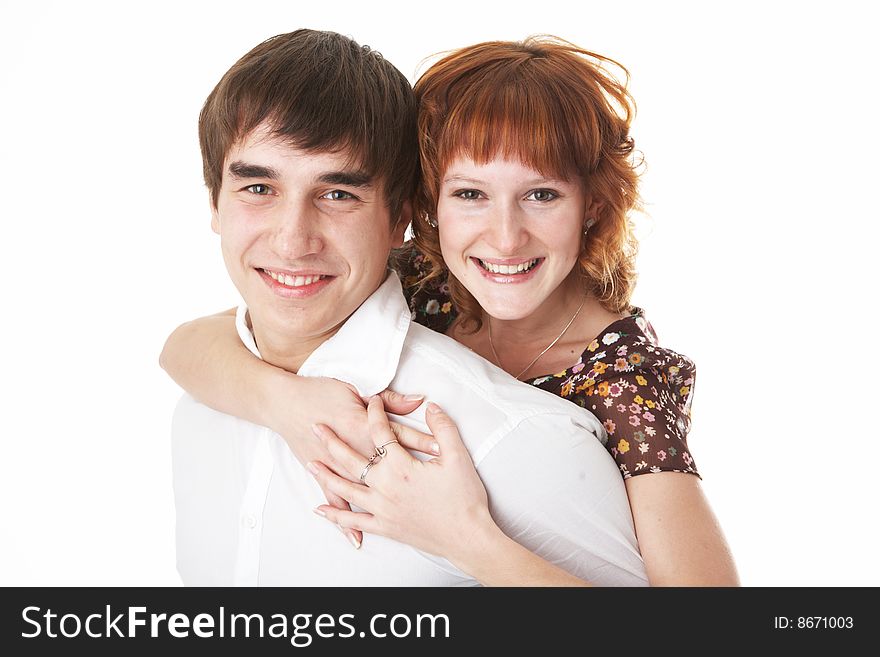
[
  {"xmin": 366, "ymin": 395, "xmax": 438, "ymax": 457},
  {"xmin": 312, "ymin": 423, "xmax": 371, "ymax": 482},
  {"xmin": 319, "ymin": 482, "xmax": 351, "ymax": 513},
  {"xmin": 366, "ymin": 396, "xmax": 403, "ymax": 450},
  {"xmin": 317, "ymin": 483, "xmax": 363, "ymax": 547},
  {"xmin": 307, "ymin": 460, "xmax": 371, "ymax": 510},
  {"xmin": 388, "ymin": 421, "xmax": 440, "ymax": 456},
  {"xmin": 424, "ymin": 402, "xmax": 469, "ymax": 460},
  {"xmin": 313, "ymin": 504, "xmax": 380, "ymax": 536},
  {"xmin": 376, "ymin": 388, "xmax": 424, "ymax": 416}
]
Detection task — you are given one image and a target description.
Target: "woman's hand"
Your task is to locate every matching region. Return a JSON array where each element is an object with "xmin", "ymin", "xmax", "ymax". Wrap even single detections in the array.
[
  {"xmin": 308, "ymin": 397, "xmax": 496, "ymax": 562},
  {"xmin": 310, "ymin": 397, "xmax": 595, "ymax": 586},
  {"xmin": 276, "ymin": 379, "xmax": 430, "ymax": 548},
  {"xmin": 277, "ymin": 379, "xmax": 428, "ymax": 477},
  {"xmin": 160, "ymin": 309, "xmax": 432, "ymax": 548}
]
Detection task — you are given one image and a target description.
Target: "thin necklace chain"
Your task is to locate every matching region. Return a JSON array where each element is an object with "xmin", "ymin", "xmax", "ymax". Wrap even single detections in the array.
[{"xmin": 488, "ymin": 293, "xmax": 588, "ymax": 381}]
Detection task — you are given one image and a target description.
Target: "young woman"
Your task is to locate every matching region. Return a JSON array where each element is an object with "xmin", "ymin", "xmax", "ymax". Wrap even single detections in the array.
[{"xmin": 161, "ymin": 36, "xmax": 738, "ymax": 586}]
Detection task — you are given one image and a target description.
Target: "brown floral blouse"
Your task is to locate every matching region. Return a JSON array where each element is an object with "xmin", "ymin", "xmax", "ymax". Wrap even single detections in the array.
[{"xmin": 393, "ymin": 248, "xmax": 700, "ymax": 480}]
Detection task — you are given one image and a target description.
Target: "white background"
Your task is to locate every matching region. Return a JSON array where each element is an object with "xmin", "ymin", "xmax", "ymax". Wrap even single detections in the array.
[{"xmin": 1, "ymin": 0, "xmax": 877, "ymax": 587}]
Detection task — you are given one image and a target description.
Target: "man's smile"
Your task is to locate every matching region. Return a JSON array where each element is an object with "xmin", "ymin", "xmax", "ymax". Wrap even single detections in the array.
[{"xmin": 257, "ymin": 267, "xmax": 335, "ymax": 298}]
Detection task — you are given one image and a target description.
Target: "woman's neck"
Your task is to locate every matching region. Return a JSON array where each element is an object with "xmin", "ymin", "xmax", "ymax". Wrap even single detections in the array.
[
  {"xmin": 487, "ymin": 282, "xmax": 585, "ymax": 348},
  {"xmin": 452, "ymin": 281, "xmax": 627, "ymax": 380}
]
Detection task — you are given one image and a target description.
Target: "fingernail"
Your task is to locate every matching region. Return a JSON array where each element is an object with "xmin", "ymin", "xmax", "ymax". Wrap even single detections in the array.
[
  {"xmin": 347, "ymin": 531, "xmax": 361, "ymax": 550},
  {"xmin": 312, "ymin": 507, "xmax": 326, "ymax": 517},
  {"xmin": 306, "ymin": 462, "xmax": 319, "ymax": 476},
  {"xmin": 427, "ymin": 402, "xmax": 441, "ymax": 414},
  {"xmin": 311, "ymin": 423, "xmax": 323, "ymax": 437},
  {"xmin": 404, "ymin": 394, "xmax": 424, "ymax": 401},
  {"xmin": 431, "ymin": 441, "xmax": 440, "ymax": 455}
]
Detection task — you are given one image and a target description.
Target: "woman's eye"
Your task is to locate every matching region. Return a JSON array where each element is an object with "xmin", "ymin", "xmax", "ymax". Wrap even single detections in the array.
[
  {"xmin": 245, "ymin": 184, "xmax": 271, "ymax": 195},
  {"xmin": 322, "ymin": 190, "xmax": 356, "ymax": 201},
  {"xmin": 455, "ymin": 189, "xmax": 482, "ymax": 201},
  {"xmin": 527, "ymin": 189, "xmax": 557, "ymax": 202}
]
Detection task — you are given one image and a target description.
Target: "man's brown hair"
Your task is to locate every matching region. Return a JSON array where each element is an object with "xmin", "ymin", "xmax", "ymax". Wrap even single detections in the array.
[{"xmin": 199, "ymin": 29, "xmax": 418, "ymax": 222}]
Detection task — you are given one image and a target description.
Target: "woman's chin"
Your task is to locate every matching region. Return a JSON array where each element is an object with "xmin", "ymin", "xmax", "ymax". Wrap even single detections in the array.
[{"xmin": 477, "ymin": 299, "xmax": 538, "ymax": 322}]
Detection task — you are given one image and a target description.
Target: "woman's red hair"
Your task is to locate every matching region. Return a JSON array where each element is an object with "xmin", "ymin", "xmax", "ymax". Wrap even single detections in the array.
[{"xmin": 410, "ymin": 36, "xmax": 641, "ymax": 331}]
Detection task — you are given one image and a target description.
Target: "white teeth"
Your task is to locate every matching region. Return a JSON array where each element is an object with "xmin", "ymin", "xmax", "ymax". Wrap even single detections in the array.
[
  {"xmin": 479, "ymin": 259, "xmax": 538, "ymax": 275},
  {"xmin": 264, "ymin": 270, "xmax": 326, "ymax": 287}
]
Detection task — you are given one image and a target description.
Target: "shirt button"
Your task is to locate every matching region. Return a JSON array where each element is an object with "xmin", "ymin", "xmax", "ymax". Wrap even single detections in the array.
[{"xmin": 242, "ymin": 514, "xmax": 258, "ymax": 529}]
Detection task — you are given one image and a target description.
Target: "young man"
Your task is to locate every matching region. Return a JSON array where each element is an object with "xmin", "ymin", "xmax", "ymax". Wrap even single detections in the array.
[{"xmin": 171, "ymin": 29, "xmax": 647, "ymax": 586}]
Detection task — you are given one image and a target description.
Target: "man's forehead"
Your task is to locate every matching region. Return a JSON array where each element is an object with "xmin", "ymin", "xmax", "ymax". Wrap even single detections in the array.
[{"xmin": 226, "ymin": 123, "xmax": 368, "ymax": 175}]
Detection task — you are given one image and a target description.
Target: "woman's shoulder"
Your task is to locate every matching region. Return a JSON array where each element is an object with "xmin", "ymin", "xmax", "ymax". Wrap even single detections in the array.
[
  {"xmin": 585, "ymin": 308, "xmax": 696, "ymax": 383},
  {"xmin": 531, "ymin": 308, "xmax": 695, "ymax": 387},
  {"xmin": 529, "ymin": 308, "xmax": 700, "ymax": 479}
]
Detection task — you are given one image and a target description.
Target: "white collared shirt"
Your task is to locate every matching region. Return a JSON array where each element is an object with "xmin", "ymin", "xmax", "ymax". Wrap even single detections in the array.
[{"xmin": 172, "ymin": 273, "xmax": 647, "ymax": 586}]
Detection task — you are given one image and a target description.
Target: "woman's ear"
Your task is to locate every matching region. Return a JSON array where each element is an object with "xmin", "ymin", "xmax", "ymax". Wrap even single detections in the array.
[{"xmin": 586, "ymin": 196, "xmax": 605, "ymax": 222}]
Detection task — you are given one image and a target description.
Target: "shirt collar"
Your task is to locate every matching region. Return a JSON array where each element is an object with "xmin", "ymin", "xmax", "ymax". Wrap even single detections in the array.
[{"xmin": 235, "ymin": 272, "xmax": 411, "ymax": 397}]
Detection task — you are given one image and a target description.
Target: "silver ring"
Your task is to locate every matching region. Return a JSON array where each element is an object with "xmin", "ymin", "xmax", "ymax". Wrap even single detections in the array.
[
  {"xmin": 374, "ymin": 439, "xmax": 399, "ymax": 458},
  {"xmin": 359, "ymin": 455, "xmax": 379, "ymax": 484}
]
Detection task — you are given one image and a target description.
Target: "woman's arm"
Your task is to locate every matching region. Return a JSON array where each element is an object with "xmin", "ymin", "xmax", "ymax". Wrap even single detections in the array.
[
  {"xmin": 159, "ymin": 311, "xmax": 426, "ymax": 462},
  {"xmin": 160, "ymin": 309, "xmax": 283, "ymax": 427},
  {"xmin": 575, "ymin": 343, "xmax": 738, "ymax": 585},
  {"xmin": 159, "ymin": 311, "xmax": 428, "ymax": 546},
  {"xmin": 162, "ymin": 311, "xmax": 361, "ymax": 460},
  {"xmin": 625, "ymin": 473, "xmax": 739, "ymax": 585},
  {"xmin": 451, "ymin": 526, "xmax": 591, "ymax": 587}
]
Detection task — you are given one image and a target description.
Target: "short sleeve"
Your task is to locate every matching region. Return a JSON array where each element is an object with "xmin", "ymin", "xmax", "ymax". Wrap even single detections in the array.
[
  {"xmin": 389, "ymin": 243, "xmax": 457, "ymax": 334},
  {"xmin": 592, "ymin": 365, "xmax": 699, "ymax": 479},
  {"xmin": 529, "ymin": 313, "xmax": 700, "ymax": 480}
]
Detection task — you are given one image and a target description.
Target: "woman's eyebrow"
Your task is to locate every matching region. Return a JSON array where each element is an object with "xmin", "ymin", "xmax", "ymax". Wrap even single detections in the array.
[
  {"xmin": 443, "ymin": 174, "xmax": 568, "ymax": 186},
  {"xmin": 444, "ymin": 175, "xmax": 484, "ymax": 185}
]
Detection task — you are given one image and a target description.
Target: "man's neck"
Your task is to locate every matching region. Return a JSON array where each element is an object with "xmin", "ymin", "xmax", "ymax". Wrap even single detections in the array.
[
  {"xmin": 243, "ymin": 272, "xmax": 392, "ymax": 373},
  {"xmin": 248, "ymin": 315, "xmax": 344, "ymax": 374}
]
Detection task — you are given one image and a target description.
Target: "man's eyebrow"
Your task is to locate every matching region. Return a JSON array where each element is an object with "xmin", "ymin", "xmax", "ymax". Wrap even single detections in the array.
[
  {"xmin": 228, "ymin": 161, "xmax": 280, "ymax": 180},
  {"xmin": 317, "ymin": 171, "xmax": 374, "ymax": 188}
]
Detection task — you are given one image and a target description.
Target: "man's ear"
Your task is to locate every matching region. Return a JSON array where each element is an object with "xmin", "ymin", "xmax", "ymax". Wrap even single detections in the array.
[
  {"xmin": 391, "ymin": 200, "xmax": 412, "ymax": 247},
  {"xmin": 209, "ymin": 193, "xmax": 220, "ymax": 234}
]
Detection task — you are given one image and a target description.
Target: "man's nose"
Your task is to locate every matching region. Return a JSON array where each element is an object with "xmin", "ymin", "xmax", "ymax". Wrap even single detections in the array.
[{"xmin": 271, "ymin": 199, "xmax": 324, "ymax": 258}]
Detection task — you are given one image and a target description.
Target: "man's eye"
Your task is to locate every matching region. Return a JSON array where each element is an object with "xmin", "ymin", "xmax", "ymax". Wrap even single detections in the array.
[
  {"xmin": 322, "ymin": 190, "xmax": 355, "ymax": 201},
  {"xmin": 245, "ymin": 184, "xmax": 272, "ymax": 195},
  {"xmin": 526, "ymin": 189, "xmax": 557, "ymax": 202},
  {"xmin": 454, "ymin": 189, "xmax": 482, "ymax": 200}
]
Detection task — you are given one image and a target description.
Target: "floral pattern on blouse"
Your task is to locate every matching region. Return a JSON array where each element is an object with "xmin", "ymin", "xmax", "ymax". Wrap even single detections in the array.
[
  {"xmin": 392, "ymin": 248, "xmax": 458, "ymax": 334},
  {"xmin": 391, "ymin": 245, "xmax": 699, "ymax": 479}
]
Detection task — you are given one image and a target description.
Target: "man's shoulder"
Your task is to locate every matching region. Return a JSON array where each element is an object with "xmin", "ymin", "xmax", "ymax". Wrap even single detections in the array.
[
  {"xmin": 400, "ymin": 322, "xmax": 605, "ymax": 436},
  {"xmin": 172, "ymin": 392, "xmax": 219, "ymax": 422},
  {"xmin": 172, "ymin": 393, "xmax": 262, "ymax": 437}
]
